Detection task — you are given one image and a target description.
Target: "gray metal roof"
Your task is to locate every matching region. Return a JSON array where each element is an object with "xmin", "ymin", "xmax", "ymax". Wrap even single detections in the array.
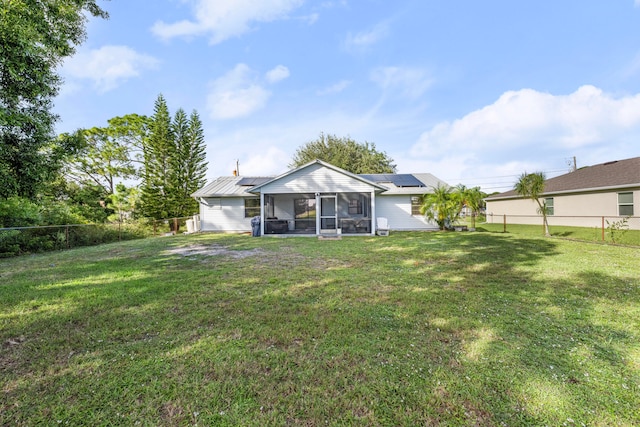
[
  {"xmin": 192, "ymin": 164, "xmax": 450, "ymax": 198},
  {"xmin": 191, "ymin": 176, "xmax": 263, "ymax": 198}
]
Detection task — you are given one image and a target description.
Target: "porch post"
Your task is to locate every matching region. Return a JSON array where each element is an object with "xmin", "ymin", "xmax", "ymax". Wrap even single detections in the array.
[
  {"xmin": 315, "ymin": 192, "xmax": 320, "ymax": 236},
  {"xmin": 260, "ymin": 192, "xmax": 265, "ymax": 236},
  {"xmin": 370, "ymin": 190, "xmax": 376, "ymax": 235}
]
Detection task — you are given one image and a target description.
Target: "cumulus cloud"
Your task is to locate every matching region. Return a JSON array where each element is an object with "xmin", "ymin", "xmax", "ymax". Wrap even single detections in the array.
[
  {"xmin": 151, "ymin": 0, "xmax": 304, "ymax": 44},
  {"xmin": 370, "ymin": 66, "xmax": 433, "ymax": 99},
  {"xmin": 410, "ymin": 85, "xmax": 640, "ymax": 159},
  {"xmin": 63, "ymin": 46, "xmax": 159, "ymax": 92},
  {"xmin": 343, "ymin": 22, "xmax": 389, "ymax": 51},
  {"xmin": 207, "ymin": 64, "xmax": 290, "ymax": 120},
  {"xmin": 265, "ymin": 65, "xmax": 290, "ymax": 83}
]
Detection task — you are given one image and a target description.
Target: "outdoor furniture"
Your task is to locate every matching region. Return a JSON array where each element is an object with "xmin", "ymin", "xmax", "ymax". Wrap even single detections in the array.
[
  {"xmin": 376, "ymin": 217, "xmax": 389, "ymax": 236},
  {"xmin": 265, "ymin": 218, "xmax": 289, "ymax": 234}
]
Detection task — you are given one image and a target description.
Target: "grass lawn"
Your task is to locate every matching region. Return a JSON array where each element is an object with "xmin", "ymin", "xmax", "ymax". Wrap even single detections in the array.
[{"xmin": 1, "ymin": 231, "xmax": 639, "ymax": 426}]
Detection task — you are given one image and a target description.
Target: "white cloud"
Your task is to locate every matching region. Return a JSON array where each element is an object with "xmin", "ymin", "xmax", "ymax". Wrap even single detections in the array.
[
  {"xmin": 370, "ymin": 66, "xmax": 433, "ymax": 99},
  {"xmin": 207, "ymin": 64, "xmax": 270, "ymax": 120},
  {"xmin": 343, "ymin": 22, "xmax": 389, "ymax": 51},
  {"xmin": 411, "ymin": 85, "xmax": 640, "ymax": 159},
  {"xmin": 265, "ymin": 65, "xmax": 290, "ymax": 83},
  {"xmin": 63, "ymin": 46, "xmax": 159, "ymax": 93},
  {"xmin": 151, "ymin": 0, "xmax": 304, "ymax": 44},
  {"xmin": 207, "ymin": 63, "xmax": 289, "ymax": 120},
  {"xmin": 398, "ymin": 85, "xmax": 640, "ymax": 191},
  {"xmin": 317, "ymin": 80, "xmax": 351, "ymax": 95}
]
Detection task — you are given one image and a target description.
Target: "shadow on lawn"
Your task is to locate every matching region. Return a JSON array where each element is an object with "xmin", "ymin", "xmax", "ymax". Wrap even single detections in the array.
[{"xmin": 1, "ymin": 232, "xmax": 638, "ymax": 425}]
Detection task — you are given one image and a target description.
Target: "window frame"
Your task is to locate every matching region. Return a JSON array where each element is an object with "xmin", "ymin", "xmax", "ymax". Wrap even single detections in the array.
[
  {"xmin": 544, "ymin": 197, "xmax": 554, "ymax": 216},
  {"xmin": 618, "ymin": 192, "xmax": 634, "ymax": 216},
  {"xmin": 244, "ymin": 198, "xmax": 261, "ymax": 218},
  {"xmin": 411, "ymin": 196, "xmax": 422, "ymax": 216}
]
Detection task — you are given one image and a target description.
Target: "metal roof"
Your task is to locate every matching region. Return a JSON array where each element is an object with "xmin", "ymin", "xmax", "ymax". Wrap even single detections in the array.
[{"xmin": 192, "ymin": 163, "xmax": 450, "ymax": 198}]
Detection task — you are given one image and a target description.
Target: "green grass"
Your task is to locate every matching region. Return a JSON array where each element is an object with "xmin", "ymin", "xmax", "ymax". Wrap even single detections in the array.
[
  {"xmin": 475, "ymin": 221, "xmax": 640, "ymax": 247},
  {"xmin": 1, "ymin": 231, "xmax": 639, "ymax": 426}
]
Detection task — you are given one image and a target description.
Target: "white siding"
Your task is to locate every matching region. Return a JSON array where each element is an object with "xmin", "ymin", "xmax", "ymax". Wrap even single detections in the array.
[
  {"xmin": 199, "ymin": 197, "xmax": 251, "ymax": 232},
  {"xmin": 376, "ymin": 195, "xmax": 439, "ymax": 231},
  {"xmin": 259, "ymin": 163, "xmax": 375, "ymax": 194}
]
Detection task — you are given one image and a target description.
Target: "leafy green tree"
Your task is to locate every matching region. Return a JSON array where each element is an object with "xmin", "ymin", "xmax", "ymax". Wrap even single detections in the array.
[
  {"xmin": 65, "ymin": 127, "xmax": 136, "ymax": 195},
  {"xmin": 0, "ymin": 0, "xmax": 108, "ymax": 198},
  {"xmin": 420, "ymin": 184, "xmax": 459, "ymax": 230},
  {"xmin": 290, "ymin": 133, "xmax": 396, "ymax": 174},
  {"xmin": 108, "ymin": 183, "xmax": 139, "ymax": 223},
  {"xmin": 514, "ymin": 171, "xmax": 550, "ymax": 236}
]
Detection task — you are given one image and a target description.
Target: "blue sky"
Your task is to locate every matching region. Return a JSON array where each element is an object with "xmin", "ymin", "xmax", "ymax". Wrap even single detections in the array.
[{"xmin": 55, "ymin": 0, "xmax": 640, "ymax": 192}]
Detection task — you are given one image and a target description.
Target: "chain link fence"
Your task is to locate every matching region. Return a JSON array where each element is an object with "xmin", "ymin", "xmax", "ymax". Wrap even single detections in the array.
[{"xmin": 484, "ymin": 214, "xmax": 640, "ymax": 246}]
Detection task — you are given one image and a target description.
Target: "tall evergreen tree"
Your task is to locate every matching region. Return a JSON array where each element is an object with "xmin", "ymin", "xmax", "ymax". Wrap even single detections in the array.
[
  {"xmin": 181, "ymin": 110, "xmax": 208, "ymax": 215},
  {"xmin": 141, "ymin": 94, "xmax": 174, "ymax": 220},
  {"xmin": 141, "ymin": 97, "xmax": 208, "ymax": 223}
]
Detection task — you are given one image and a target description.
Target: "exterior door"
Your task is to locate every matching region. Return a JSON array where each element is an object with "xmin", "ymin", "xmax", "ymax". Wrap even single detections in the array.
[{"xmin": 319, "ymin": 194, "xmax": 337, "ymax": 232}]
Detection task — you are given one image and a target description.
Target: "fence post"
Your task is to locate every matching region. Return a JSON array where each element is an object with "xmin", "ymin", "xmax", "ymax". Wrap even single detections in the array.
[
  {"xmin": 174, "ymin": 218, "xmax": 178, "ymax": 233},
  {"xmin": 503, "ymin": 214, "xmax": 507, "ymax": 233},
  {"xmin": 601, "ymin": 216, "xmax": 605, "ymax": 241},
  {"xmin": 66, "ymin": 226, "xmax": 70, "ymax": 249}
]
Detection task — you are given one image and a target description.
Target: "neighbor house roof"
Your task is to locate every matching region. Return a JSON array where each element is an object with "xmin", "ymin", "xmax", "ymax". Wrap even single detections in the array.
[
  {"xmin": 192, "ymin": 160, "xmax": 448, "ymax": 198},
  {"xmin": 486, "ymin": 156, "xmax": 640, "ymax": 200}
]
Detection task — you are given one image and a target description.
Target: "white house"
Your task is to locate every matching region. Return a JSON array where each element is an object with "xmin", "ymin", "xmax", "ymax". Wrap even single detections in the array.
[
  {"xmin": 192, "ymin": 160, "xmax": 448, "ymax": 235},
  {"xmin": 485, "ymin": 156, "xmax": 640, "ymax": 230}
]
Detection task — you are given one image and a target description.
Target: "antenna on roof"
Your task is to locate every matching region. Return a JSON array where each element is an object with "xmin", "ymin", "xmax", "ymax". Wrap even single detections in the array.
[{"xmin": 234, "ymin": 159, "xmax": 240, "ymax": 177}]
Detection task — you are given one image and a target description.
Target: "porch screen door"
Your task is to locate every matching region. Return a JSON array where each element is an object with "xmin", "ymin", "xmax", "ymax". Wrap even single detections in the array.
[{"xmin": 319, "ymin": 194, "xmax": 337, "ymax": 232}]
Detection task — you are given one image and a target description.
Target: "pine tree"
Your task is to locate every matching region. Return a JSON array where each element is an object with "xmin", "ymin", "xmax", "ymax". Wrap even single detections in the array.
[
  {"xmin": 140, "ymin": 96, "xmax": 208, "ymax": 224},
  {"xmin": 141, "ymin": 94, "xmax": 174, "ymax": 220}
]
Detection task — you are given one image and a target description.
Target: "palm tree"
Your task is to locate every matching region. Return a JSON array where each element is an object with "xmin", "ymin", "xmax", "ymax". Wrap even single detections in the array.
[
  {"xmin": 514, "ymin": 172, "xmax": 550, "ymax": 236},
  {"xmin": 458, "ymin": 186, "xmax": 485, "ymax": 230},
  {"xmin": 421, "ymin": 184, "xmax": 459, "ymax": 230}
]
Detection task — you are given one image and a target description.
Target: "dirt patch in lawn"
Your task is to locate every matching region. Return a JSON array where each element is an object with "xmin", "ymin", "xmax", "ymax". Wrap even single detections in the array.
[{"xmin": 165, "ymin": 244, "xmax": 264, "ymax": 259}]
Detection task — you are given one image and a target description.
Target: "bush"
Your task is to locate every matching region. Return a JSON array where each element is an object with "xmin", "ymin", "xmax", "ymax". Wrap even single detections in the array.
[{"xmin": 0, "ymin": 197, "xmax": 41, "ymax": 227}]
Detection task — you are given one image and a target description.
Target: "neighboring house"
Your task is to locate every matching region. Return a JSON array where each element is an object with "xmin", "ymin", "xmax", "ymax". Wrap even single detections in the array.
[
  {"xmin": 192, "ymin": 159, "xmax": 448, "ymax": 235},
  {"xmin": 485, "ymin": 156, "xmax": 640, "ymax": 229}
]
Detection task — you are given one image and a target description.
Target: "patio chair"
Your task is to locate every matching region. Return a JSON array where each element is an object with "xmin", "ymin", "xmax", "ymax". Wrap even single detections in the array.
[{"xmin": 376, "ymin": 217, "xmax": 389, "ymax": 236}]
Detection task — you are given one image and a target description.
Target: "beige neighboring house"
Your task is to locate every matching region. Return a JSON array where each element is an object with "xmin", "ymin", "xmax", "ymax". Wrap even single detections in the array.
[{"xmin": 485, "ymin": 156, "xmax": 640, "ymax": 230}]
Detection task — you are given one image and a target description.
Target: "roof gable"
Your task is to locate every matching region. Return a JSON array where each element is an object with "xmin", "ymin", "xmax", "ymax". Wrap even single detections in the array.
[{"xmin": 247, "ymin": 159, "xmax": 388, "ymax": 193}]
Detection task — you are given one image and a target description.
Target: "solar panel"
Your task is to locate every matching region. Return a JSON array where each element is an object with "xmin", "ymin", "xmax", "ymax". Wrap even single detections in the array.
[
  {"xmin": 360, "ymin": 174, "xmax": 424, "ymax": 187},
  {"xmin": 237, "ymin": 177, "xmax": 272, "ymax": 186}
]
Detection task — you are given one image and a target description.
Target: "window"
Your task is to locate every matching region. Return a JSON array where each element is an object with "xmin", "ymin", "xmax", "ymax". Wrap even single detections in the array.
[
  {"xmin": 411, "ymin": 196, "xmax": 422, "ymax": 215},
  {"xmin": 618, "ymin": 192, "xmax": 634, "ymax": 216},
  {"xmin": 348, "ymin": 199, "xmax": 362, "ymax": 215},
  {"xmin": 244, "ymin": 198, "xmax": 260, "ymax": 218},
  {"xmin": 544, "ymin": 197, "xmax": 554, "ymax": 216},
  {"xmin": 295, "ymin": 198, "xmax": 316, "ymax": 219}
]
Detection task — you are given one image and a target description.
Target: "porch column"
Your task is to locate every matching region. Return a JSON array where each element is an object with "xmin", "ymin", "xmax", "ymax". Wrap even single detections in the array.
[
  {"xmin": 315, "ymin": 192, "xmax": 320, "ymax": 236},
  {"xmin": 260, "ymin": 192, "xmax": 265, "ymax": 236},
  {"xmin": 370, "ymin": 190, "xmax": 376, "ymax": 236}
]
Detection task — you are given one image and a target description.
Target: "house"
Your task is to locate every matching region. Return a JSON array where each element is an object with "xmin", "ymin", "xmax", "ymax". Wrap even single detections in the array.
[
  {"xmin": 192, "ymin": 159, "xmax": 448, "ymax": 235},
  {"xmin": 485, "ymin": 156, "xmax": 640, "ymax": 230}
]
